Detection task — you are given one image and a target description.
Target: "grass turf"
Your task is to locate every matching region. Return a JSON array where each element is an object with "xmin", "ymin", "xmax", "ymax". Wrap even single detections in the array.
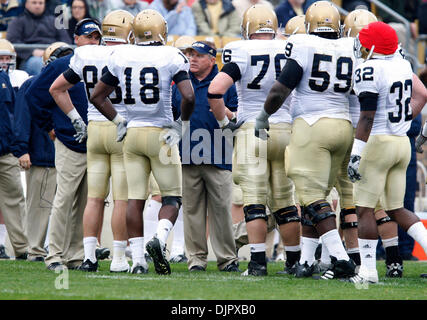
[{"xmin": 0, "ymin": 259, "xmax": 426, "ymax": 300}]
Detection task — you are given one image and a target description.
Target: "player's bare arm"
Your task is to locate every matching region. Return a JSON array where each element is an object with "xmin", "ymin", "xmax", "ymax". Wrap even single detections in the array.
[
  {"xmin": 410, "ymin": 73, "xmax": 427, "ymax": 118},
  {"xmin": 90, "ymin": 80, "xmax": 117, "ymax": 121},
  {"xmin": 49, "ymin": 74, "xmax": 76, "ymax": 115},
  {"xmin": 207, "ymin": 71, "xmax": 234, "ymax": 122},
  {"xmin": 175, "ymin": 78, "xmax": 195, "ymax": 121}
]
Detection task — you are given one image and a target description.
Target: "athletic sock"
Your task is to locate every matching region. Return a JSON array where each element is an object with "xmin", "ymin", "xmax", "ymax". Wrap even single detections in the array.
[
  {"xmin": 113, "ymin": 240, "xmax": 127, "ymax": 261},
  {"xmin": 320, "ymin": 241, "xmax": 331, "ymax": 265},
  {"xmin": 83, "ymin": 236, "xmax": 97, "ymax": 263},
  {"xmin": 299, "ymin": 237, "xmax": 318, "ymax": 266},
  {"xmin": 358, "ymin": 238, "xmax": 378, "ymax": 270},
  {"xmin": 382, "ymin": 236, "xmax": 401, "ymax": 264},
  {"xmin": 170, "ymin": 207, "xmax": 185, "ymax": 257},
  {"xmin": 284, "ymin": 245, "xmax": 300, "ymax": 266},
  {"xmin": 143, "ymin": 199, "xmax": 161, "ymax": 253},
  {"xmin": 130, "ymin": 237, "xmax": 146, "ymax": 266},
  {"xmin": 250, "ymin": 243, "xmax": 266, "ymax": 265},
  {"xmin": 321, "ymin": 230, "xmax": 350, "ymax": 261},
  {"xmin": 156, "ymin": 219, "xmax": 173, "ymax": 245},
  {"xmin": 407, "ymin": 222, "xmax": 427, "ymax": 254},
  {"xmin": 0, "ymin": 224, "xmax": 6, "ymax": 246},
  {"xmin": 347, "ymin": 247, "xmax": 361, "ymax": 266}
]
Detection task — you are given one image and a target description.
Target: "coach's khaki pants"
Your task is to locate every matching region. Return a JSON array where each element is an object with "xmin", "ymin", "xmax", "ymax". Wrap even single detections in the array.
[
  {"xmin": 182, "ymin": 164, "xmax": 238, "ymax": 270},
  {"xmin": 45, "ymin": 140, "xmax": 87, "ymax": 268},
  {"xmin": 25, "ymin": 166, "xmax": 56, "ymax": 260},
  {"xmin": 0, "ymin": 153, "xmax": 28, "ymax": 256}
]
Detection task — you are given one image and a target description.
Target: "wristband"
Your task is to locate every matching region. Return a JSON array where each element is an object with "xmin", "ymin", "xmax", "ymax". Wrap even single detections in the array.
[
  {"xmin": 112, "ymin": 113, "xmax": 125, "ymax": 125},
  {"xmin": 66, "ymin": 108, "xmax": 81, "ymax": 121},
  {"xmin": 207, "ymin": 92, "xmax": 223, "ymax": 99},
  {"xmin": 351, "ymin": 139, "xmax": 366, "ymax": 156},
  {"xmin": 257, "ymin": 109, "xmax": 271, "ymax": 122},
  {"xmin": 217, "ymin": 116, "xmax": 229, "ymax": 128}
]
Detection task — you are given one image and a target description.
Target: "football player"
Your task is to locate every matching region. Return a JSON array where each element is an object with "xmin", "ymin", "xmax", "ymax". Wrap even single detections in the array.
[
  {"xmin": 49, "ymin": 10, "xmax": 134, "ymax": 273},
  {"xmin": 348, "ymin": 21, "xmax": 427, "ymax": 283},
  {"xmin": 255, "ymin": 1, "xmax": 358, "ymax": 280},
  {"xmin": 0, "ymin": 39, "xmax": 30, "ymax": 90},
  {"xmin": 208, "ymin": 4, "xmax": 300, "ymax": 276},
  {"xmin": 90, "ymin": 9, "xmax": 195, "ymax": 275}
]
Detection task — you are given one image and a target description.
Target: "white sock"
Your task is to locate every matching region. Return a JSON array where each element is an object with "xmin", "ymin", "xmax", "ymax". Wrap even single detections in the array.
[
  {"xmin": 273, "ymin": 229, "xmax": 280, "ymax": 246},
  {"xmin": 321, "ymin": 230, "xmax": 349, "ymax": 261},
  {"xmin": 0, "ymin": 224, "xmax": 7, "ymax": 246},
  {"xmin": 156, "ymin": 219, "xmax": 173, "ymax": 245},
  {"xmin": 358, "ymin": 238, "xmax": 378, "ymax": 270},
  {"xmin": 407, "ymin": 222, "xmax": 427, "ymax": 253},
  {"xmin": 320, "ymin": 241, "xmax": 331, "ymax": 265},
  {"xmin": 143, "ymin": 199, "xmax": 161, "ymax": 253},
  {"xmin": 170, "ymin": 207, "xmax": 185, "ymax": 257},
  {"xmin": 130, "ymin": 237, "xmax": 146, "ymax": 266},
  {"xmin": 83, "ymin": 236, "xmax": 98, "ymax": 263},
  {"xmin": 382, "ymin": 236, "xmax": 398, "ymax": 248},
  {"xmin": 299, "ymin": 237, "xmax": 318, "ymax": 266},
  {"xmin": 113, "ymin": 240, "xmax": 127, "ymax": 260},
  {"xmin": 250, "ymin": 242, "xmax": 266, "ymax": 253}
]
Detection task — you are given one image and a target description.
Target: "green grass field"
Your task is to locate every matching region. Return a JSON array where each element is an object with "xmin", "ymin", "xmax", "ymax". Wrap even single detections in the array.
[{"xmin": 0, "ymin": 259, "xmax": 426, "ymax": 300}]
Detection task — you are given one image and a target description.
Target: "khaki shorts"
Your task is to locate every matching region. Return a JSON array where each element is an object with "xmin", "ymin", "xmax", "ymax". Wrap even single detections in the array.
[
  {"xmin": 149, "ymin": 172, "xmax": 161, "ymax": 196},
  {"xmin": 354, "ymin": 135, "xmax": 411, "ymax": 210},
  {"xmin": 286, "ymin": 118, "xmax": 353, "ymax": 206},
  {"xmin": 233, "ymin": 122, "xmax": 295, "ymax": 212},
  {"xmin": 87, "ymin": 121, "xmax": 127, "ymax": 200},
  {"xmin": 123, "ymin": 127, "xmax": 182, "ymax": 200}
]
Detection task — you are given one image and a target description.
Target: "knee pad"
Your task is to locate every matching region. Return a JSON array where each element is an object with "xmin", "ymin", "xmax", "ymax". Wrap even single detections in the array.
[
  {"xmin": 376, "ymin": 215, "xmax": 392, "ymax": 226},
  {"xmin": 243, "ymin": 204, "xmax": 267, "ymax": 223},
  {"xmin": 340, "ymin": 207, "xmax": 358, "ymax": 230},
  {"xmin": 273, "ymin": 205, "xmax": 300, "ymax": 225},
  {"xmin": 304, "ymin": 201, "xmax": 336, "ymax": 226},
  {"xmin": 162, "ymin": 196, "xmax": 182, "ymax": 210}
]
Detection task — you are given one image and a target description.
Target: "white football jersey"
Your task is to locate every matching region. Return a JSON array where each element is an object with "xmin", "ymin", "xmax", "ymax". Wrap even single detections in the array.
[
  {"xmin": 353, "ymin": 54, "xmax": 413, "ymax": 136},
  {"xmin": 107, "ymin": 44, "xmax": 189, "ymax": 128},
  {"xmin": 222, "ymin": 39, "xmax": 292, "ymax": 124},
  {"xmin": 9, "ymin": 69, "xmax": 30, "ymax": 90},
  {"xmin": 349, "ymin": 55, "xmax": 365, "ymax": 128},
  {"xmin": 69, "ymin": 45, "xmax": 126, "ymax": 122},
  {"xmin": 286, "ymin": 34, "xmax": 355, "ymax": 125}
]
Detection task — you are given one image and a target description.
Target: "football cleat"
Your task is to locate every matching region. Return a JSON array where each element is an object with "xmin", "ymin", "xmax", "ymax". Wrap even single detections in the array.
[
  {"xmin": 221, "ymin": 261, "xmax": 241, "ymax": 272},
  {"xmin": 295, "ymin": 261, "xmax": 319, "ymax": 278},
  {"xmin": 47, "ymin": 262, "xmax": 64, "ymax": 272},
  {"xmin": 130, "ymin": 262, "xmax": 149, "ymax": 274},
  {"xmin": 145, "ymin": 236, "xmax": 171, "ymax": 275},
  {"xmin": 169, "ymin": 254, "xmax": 188, "ymax": 263},
  {"xmin": 348, "ymin": 265, "xmax": 379, "ymax": 284},
  {"xmin": 0, "ymin": 245, "xmax": 10, "ymax": 259},
  {"xmin": 96, "ymin": 247, "xmax": 110, "ymax": 260},
  {"xmin": 241, "ymin": 4, "xmax": 278, "ymax": 40},
  {"xmin": 277, "ymin": 260, "xmax": 298, "ymax": 275},
  {"xmin": 241, "ymin": 260, "xmax": 267, "ymax": 276},
  {"xmin": 386, "ymin": 262, "xmax": 403, "ymax": 278},
  {"xmin": 110, "ymin": 258, "xmax": 130, "ymax": 273},
  {"xmin": 320, "ymin": 256, "xmax": 356, "ymax": 280},
  {"xmin": 77, "ymin": 259, "xmax": 98, "ymax": 272}
]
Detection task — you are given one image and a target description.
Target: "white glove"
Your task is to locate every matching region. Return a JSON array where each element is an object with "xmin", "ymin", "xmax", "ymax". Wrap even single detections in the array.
[
  {"xmin": 415, "ymin": 121, "xmax": 427, "ymax": 153},
  {"xmin": 347, "ymin": 139, "xmax": 366, "ymax": 183},
  {"xmin": 112, "ymin": 114, "xmax": 127, "ymax": 142},
  {"xmin": 67, "ymin": 108, "xmax": 87, "ymax": 143},
  {"xmin": 162, "ymin": 119, "xmax": 189, "ymax": 146},
  {"xmin": 217, "ymin": 116, "xmax": 243, "ymax": 132},
  {"xmin": 254, "ymin": 109, "xmax": 270, "ymax": 140}
]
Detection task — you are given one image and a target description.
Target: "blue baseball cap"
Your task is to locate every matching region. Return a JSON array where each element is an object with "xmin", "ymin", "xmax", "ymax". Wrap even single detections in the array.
[
  {"xmin": 75, "ymin": 19, "xmax": 102, "ymax": 36},
  {"xmin": 191, "ymin": 41, "xmax": 217, "ymax": 57}
]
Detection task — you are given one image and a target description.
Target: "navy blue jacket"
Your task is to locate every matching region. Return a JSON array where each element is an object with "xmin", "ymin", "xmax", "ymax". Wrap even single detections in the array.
[
  {"xmin": 0, "ymin": 70, "xmax": 16, "ymax": 156},
  {"xmin": 12, "ymin": 76, "xmax": 55, "ymax": 167},
  {"xmin": 172, "ymin": 64, "xmax": 238, "ymax": 171},
  {"xmin": 26, "ymin": 54, "xmax": 88, "ymax": 153},
  {"xmin": 275, "ymin": 0, "xmax": 317, "ymax": 28}
]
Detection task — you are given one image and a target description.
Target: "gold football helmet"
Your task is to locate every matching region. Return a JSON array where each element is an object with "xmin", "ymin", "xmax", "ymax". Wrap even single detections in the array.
[
  {"xmin": 173, "ymin": 35, "xmax": 196, "ymax": 51},
  {"xmin": 343, "ymin": 9, "xmax": 377, "ymax": 38},
  {"xmin": 0, "ymin": 39, "xmax": 16, "ymax": 72},
  {"xmin": 284, "ymin": 15, "xmax": 306, "ymax": 37},
  {"xmin": 241, "ymin": 4, "xmax": 278, "ymax": 40},
  {"xmin": 305, "ymin": 1, "xmax": 341, "ymax": 35},
  {"xmin": 43, "ymin": 42, "xmax": 73, "ymax": 65},
  {"xmin": 132, "ymin": 9, "xmax": 168, "ymax": 45},
  {"xmin": 102, "ymin": 10, "xmax": 134, "ymax": 44}
]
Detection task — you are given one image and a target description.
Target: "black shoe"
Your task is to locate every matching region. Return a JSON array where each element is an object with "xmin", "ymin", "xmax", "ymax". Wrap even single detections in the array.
[
  {"xmin": 295, "ymin": 261, "xmax": 319, "ymax": 278},
  {"xmin": 221, "ymin": 261, "xmax": 241, "ymax": 272},
  {"xmin": 145, "ymin": 253, "xmax": 153, "ymax": 263},
  {"xmin": 47, "ymin": 262, "xmax": 64, "ymax": 271},
  {"xmin": 95, "ymin": 247, "xmax": 110, "ymax": 260},
  {"xmin": 0, "ymin": 245, "xmax": 10, "ymax": 259},
  {"xmin": 386, "ymin": 262, "xmax": 403, "ymax": 278},
  {"xmin": 277, "ymin": 261, "xmax": 297, "ymax": 275},
  {"xmin": 15, "ymin": 252, "xmax": 28, "ymax": 260},
  {"xmin": 242, "ymin": 261, "xmax": 267, "ymax": 276},
  {"xmin": 29, "ymin": 256, "xmax": 45, "ymax": 262},
  {"xmin": 77, "ymin": 259, "xmax": 98, "ymax": 272},
  {"xmin": 320, "ymin": 256, "xmax": 356, "ymax": 280},
  {"xmin": 169, "ymin": 254, "xmax": 188, "ymax": 263},
  {"xmin": 190, "ymin": 265, "xmax": 205, "ymax": 272},
  {"xmin": 131, "ymin": 263, "xmax": 149, "ymax": 274},
  {"xmin": 146, "ymin": 236, "xmax": 171, "ymax": 275},
  {"xmin": 421, "ymin": 273, "xmax": 427, "ymax": 278}
]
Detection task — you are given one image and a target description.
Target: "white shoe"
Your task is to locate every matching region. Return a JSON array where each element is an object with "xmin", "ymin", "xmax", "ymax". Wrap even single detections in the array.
[
  {"xmin": 125, "ymin": 246, "xmax": 132, "ymax": 259},
  {"xmin": 110, "ymin": 258, "xmax": 130, "ymax": 273},
  {"xmin": 349, "ymin": 265, "xmax": 378, "ymax": 284}
]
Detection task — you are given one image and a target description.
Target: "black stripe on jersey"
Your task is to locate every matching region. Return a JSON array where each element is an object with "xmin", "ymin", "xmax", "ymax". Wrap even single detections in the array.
[
  {"xmin": 277, "ymin": 58, "xmax": 303, "ymax": 90},
  {"xmin": 358, "ymin": 91, "xmax": 379, "ymax": 111},
  {"xmin": 173, "ymin": 70, "xmax": 190, "ymax": 84},
  {"xmin": 221, "ymin": 62, "xmax": 241, "ymax": 82},
  {"xmin": 100, "ymin": 69, "xmax": 120, "ymax": 87},
  {"xmin": 63, "ymin": 68, "xmax": 81, "ymax": 85}
]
